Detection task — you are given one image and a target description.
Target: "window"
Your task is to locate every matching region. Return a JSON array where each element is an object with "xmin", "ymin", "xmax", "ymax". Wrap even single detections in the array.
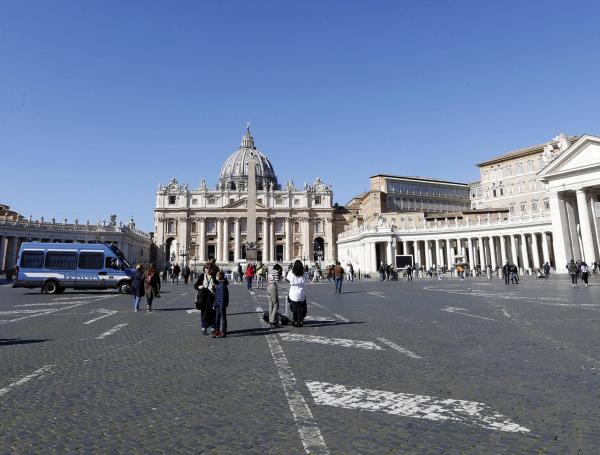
[
  {"xmin": 314, "ymin": 196, "xmax": 322, "ymax": 205},
  {"xmin": 168, "ymin": 195, "xmax": 176, "ymax": 205},
  {"xmin": 78, "ymin": 252, "xmax": 104, "ymax": 269},
  {"xmin": 229, "ymin": 198, "xmax": 234, "ymax": 205},
  {"xmin": 294, "ymin": 198, "xmax": 300, "ymax": 206},
  {"xmin": 207, "ymin": 220, "xmax": 216, "ymax": 234},
  {"xmin": 520, "ymin": 203, "xmax": 526, "ymax": 213},
  {"xmin": 191, "ymin": 198, "xmax": 197, "ymax": 205},
  {"xmin": 207, "ymin": 196, "xmax": 216, "ymax": 205},
  {"xmin": 275, "ymin": 220, "xmax": 284, "ymax": 234},
  {"xmin": 45, "ymin": 251, "xmax": 77, "ymax": 270},
  {"xmin": 532, "ymin": 200, "xmax": 539, "ymax": 212},
  {"xmin": 20, "ymin": 251, "xmax": 45, "ymax": 268},
  {"xmin": 105, "ymin": 257, "xmax": 122, "ymax": 270},
  {"xmin": 167, "ymin": 220, "xmax": 175, "ymax": 233},
  {"xmin": 509, "ymin": 205, "xmax": 515, "ymax": 214},
  {"xmin": 191, "ymin": 222, "xmax": 197, "ymax": 233},
  {"xmin": 257, "ymin": 198, "xmax": 263, "ymax": 205}
]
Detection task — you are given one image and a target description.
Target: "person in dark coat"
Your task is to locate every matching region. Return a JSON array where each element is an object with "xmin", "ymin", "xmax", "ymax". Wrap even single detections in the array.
[
  {"xmin": 143, "ymin": 263, "xmax": 160, "ymax": 312},
  {"xmin": 182, "ymin": 265, "xmax": 191, "ymax": 285},
  {"xmin": 172, "ymin": 264, "xmax": 181, "ymax": 285},
  {"xmin": 194, "ymin": 263, "xmax": 217, "ymax": 335},
  {"xmin": 212, "ymin": 271, "xmax": 229, "ymax": 338},
  {"xmin": 502, "ymin": 262, "xmax": 511, "ymax": 285},
  {"xmin": 130, "ymin": 264, "xmax": 145, "ymax": 311}
]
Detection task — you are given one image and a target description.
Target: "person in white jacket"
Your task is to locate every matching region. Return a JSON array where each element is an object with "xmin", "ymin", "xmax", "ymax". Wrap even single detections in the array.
[{"xmin": 286, "ymin": 260, "xmax": 307, "ymax": 327}]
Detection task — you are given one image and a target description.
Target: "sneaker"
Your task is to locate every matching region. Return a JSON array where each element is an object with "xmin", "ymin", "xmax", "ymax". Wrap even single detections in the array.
[
  {"xmin": 201, "ymin": 328, "xmax": 207, "ymax": 335},
  {"xmin": 212, "ymin": 331, "xmax": 220, "ymax": 338},
  {"xmin": 147, "ymin": 308, "xmax": 152, "ymax": 312}
]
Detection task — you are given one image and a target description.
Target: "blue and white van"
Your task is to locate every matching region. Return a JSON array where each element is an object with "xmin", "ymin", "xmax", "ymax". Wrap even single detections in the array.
[{"xmin": 13, "ymin": 242, "xmax": 135, "ymax": 294}]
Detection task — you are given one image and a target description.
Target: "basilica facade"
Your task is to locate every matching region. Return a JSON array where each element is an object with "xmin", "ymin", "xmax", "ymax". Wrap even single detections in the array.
[{"xmin": 154, "ymin": 127, "xmax": 338, "ymax": 269}]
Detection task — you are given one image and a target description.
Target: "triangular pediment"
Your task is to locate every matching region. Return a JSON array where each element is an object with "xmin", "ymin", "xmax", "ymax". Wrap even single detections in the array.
[
  {"xmin": 222, "ymin": 197, "xmax": 267, "ymax": 209},
  {"xmin": 538, "ymin": 135, "xmax": 600, "ymax": 181}
]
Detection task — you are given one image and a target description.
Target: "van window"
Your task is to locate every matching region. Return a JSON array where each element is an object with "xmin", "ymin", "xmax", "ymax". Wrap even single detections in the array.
[
  {"xmin": 21, "ymin": 251, "xmax": 45, "ymax": 268},
  {"xmin": 45, "ymin": 252, "xmax": 77, "ymax": 270},
  {"xmin": 78, "ymin": 252, "xmax": 104, "ymax": 270},
  {"xmin": 105, "ymin": 257, "xmax": 122, "ymax": 270}
]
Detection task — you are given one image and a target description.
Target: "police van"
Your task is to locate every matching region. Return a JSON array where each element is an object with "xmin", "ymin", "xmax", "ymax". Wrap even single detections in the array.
[{"xmin": 13, "ymin": 242, "xmax": 135, "ymax": 294}]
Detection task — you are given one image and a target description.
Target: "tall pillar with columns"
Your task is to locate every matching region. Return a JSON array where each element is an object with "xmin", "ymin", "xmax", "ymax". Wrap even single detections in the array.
[
  {"xmin": 576, "ymin": 189, "xmax": 595, "ymax": 263},
  {"xmin": 234, "ymin": 218, "xmax": 241, "ymax": 263},
  {"xmin": 520, "ymin": 233, "xmax": 530, "ymax": 272},
  {"xmin": 531, "ymin": 232, "xmax": 541, "ymax": 270},
  {"xmin": 548, "ymin": 192, "xmax": 570, "ymax": 268},
  {"xmin": 222, "ymin": 218, "xmax": 229, "ymax": 263},
  {"xmin": 199, "ymin": 218, "xmax": 206, "ymax": 262},
  {"xmin": 262, "ymin": 218, "xmax": 269, "ymax": 262}
]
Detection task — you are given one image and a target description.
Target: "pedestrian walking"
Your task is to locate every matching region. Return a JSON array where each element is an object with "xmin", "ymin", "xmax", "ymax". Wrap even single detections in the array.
[
  {"xmin": 256, "ymin": 261, "xmax": 267, "ymax": 288},
  {"xmin": 406, "ymin": 265, "xmax": 413, "ymax": 281},
  {"xmin": 161, "ymin": 264, "xmax": 169, "ymax": 283},
  {"xmin": 172, "ymin": 263, "xmax": 181, "ymax": 285},
  {"xmin": 237, "ymin": 263, "xmax": 243, "ymax": 284},
  {"xmin": 194, "ymin": 263, "xmax": 216, "ymax": 335},
  {"xmin": 510, "ymin": 263, "xmax": 519, "ymax": 284},
  {"xmin": 267, "ymin": 264, "xmax": 283, "ymax": 326},
  {"xmin": 567, "ymin": 259, "xmax": 579, "ymax": 286},
  {"xmin": 212, "ymin": 271, "xmax": 229, "ymax": 338},
  {"xmin": 333, "ymin": 261, "xmax": 344, "ymax": 294},
  {"xmin": 286, "ymin": 260, "xmax": 307, "ymax": 327},
  {"xmin": 349, "ymin": 264, "xmax": 354, "ymax": 282},
  {"xmin": 502, "ymin": 262, "xmax": 511, "ymax": 285},
  {"xmin": 543, "ymin": 262, "xmax": 551, "ymax": 278},
  {"xmin": 143, "ymin": 263, "xmax": 160, "ymax": 312},
  {"xmin": 245, "ymin": 262, "xmax": 255, "ymax": 291},
  {"xmin": 581, "ymin": 262, "xmax": 590, "ymax": 287},
  {"xmin": 182, "ymin": 264, "xmax": 191, "ymax": 285},
  {"xmin": 130, "ymin": 264, "xmax": 145, "ymax": 311}
]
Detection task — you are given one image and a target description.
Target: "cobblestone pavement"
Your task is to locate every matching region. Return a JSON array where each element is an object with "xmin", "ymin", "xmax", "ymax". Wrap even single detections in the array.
[{"xmin": 1, "ymin": 275, "xmax": 599, "ymax": 454}]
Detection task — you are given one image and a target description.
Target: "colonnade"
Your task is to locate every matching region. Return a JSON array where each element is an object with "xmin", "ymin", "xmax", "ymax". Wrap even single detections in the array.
[
  {"xmin": 395, "ymin": 231, "xmax": 554, "ymax": 273},
  {"xmin": 0, "ymin": 235, "xmax": 26, "ymax": 271}
]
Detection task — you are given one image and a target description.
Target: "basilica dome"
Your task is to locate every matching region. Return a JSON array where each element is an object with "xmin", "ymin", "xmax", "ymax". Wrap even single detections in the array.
[{"xmin": 218, "ymin": 127, "xmax": 278, "ymax": 191}]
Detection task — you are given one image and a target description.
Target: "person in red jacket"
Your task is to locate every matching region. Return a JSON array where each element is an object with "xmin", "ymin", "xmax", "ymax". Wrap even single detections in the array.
[{"xmin": 245, "ymin": 263, "xmax": 255, "ymax": 291}]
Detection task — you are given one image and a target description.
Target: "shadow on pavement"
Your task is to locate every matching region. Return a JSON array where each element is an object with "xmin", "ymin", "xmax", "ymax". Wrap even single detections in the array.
[
  {"xmin": 0, "ymin": 338, "xmax": 49, "ymax": 346},
  {"xmin": 226, "ymin": 327, "xmax": 286, "ymax": 337}
]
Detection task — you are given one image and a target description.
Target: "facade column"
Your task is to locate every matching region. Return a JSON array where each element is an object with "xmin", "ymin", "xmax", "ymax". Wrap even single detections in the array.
[
  {"xmin": 434, "ymin": 239, "xmax": 440, "ymax": 267},
  {"xmin": 0, "ymin": 236, "xmax": 7, "ymax": 270},
  {"xmin": 469, "ymin": 237, "xmax": 476, "ymax": 266},
  {"xmin": 5, "ymin": 237, "xmax": 18, "ymax": 269},
  {"xmin": 520, "ymin": 233, "xmax": 530, "ymax": 272},
  {"xmin": 445, "ymin": 239, "xmax": 452, "ymax": 268},
  {"xmin": 565, "ymin": 194, "xmax": 581, "ymax": 260},
  {"xmin": 234, "ymin": 218, "xmax": 241, "ymax": 263},
  {"xmin": 425, "ymin": 240, "xmax": 432, "ymax": 269},
  {"xmin": 285, "ymin": 217, "xmax": 293, "ymax": 262},
  {"xmin": 576, "ymin": 189, "xmax": 595, "ymax": 263},
  {"xmin": 302, "ymin": 217, "xmax": 310, "ymax": 264},
  {"xmin": 402, "ymin": 240, "xmax": 408, "ymax": 256},
  {"xmin": 500, "ymin": 235, "xmax": 507, "ymax": 265},
  {"xmin": 541, "ymin": 232, "xmax": 550, "ymax": 266},
  {"xmin": 325, "ymin": 217, "xmax": 334, "ymax": 261},
  {"xmin": 222, "ymin": 218, "xmax": 229, "ymax": 263},
  {"xmin": 269, "ymin": 218, "xmax": 275, "ymax": 262},
  {"xmin": 262, "ymin": 217, "xmax": 269, "ymax": 262},
  {"xmin": 216, "ymin": 218, "xmax": 223, "ymax": 262},
  {"xmin": 548, "ymin": 192, "xmax": 570, "ymax": 268},
  {"xmin": 590, "ymin": 193, "xmax": 600, "ymax": 260},
  {"xmin": 531, "ymin": 232, "xmax": 541, "ymax": 270},
  {"xmin": 414, "ymin": 241, "xmax": 421, "ymax": 268},
  {"xmin": 489, "ymin": 236, "xmax": 497, "ymax": 270},
  {"xmin": 199, "ymin": 218, "xmax": 206, "ymax": 262}
]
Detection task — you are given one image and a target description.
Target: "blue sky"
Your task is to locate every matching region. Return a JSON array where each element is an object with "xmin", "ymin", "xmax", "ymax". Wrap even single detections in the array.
[{"xmin": 2, "ymin": 0, "xmax": 599, "ymax": 231}]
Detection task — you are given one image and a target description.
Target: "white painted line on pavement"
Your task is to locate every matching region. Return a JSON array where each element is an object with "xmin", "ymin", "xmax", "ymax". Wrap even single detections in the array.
[
  {"xmin": 0, "ymin": 365, "xmax": 55, "ymax": 398},
  {"xmin": 368, "ymin": 291, "xmax": 386, "ymax": 299},
  {"xmin": 83, "ymin": 309, "xmax": 118, "ymax": 325},
  {"xmin": 501, "ymin": 308, "xmax": 511, "ymax": 318},
  {"xmin": 254, "ymin": 299, "xmax": 329, "ymax": 454},
  {"xmin": 16, "ymin": 301, "xmax": 86, "ymax": 307},
  {"xmin": 0, "ymin": 295, "xmax": 119, "ymax": 326},
  {"xmin": 331, "ymin": 313, "xmax": 350, "ymax": 323},
  {"xmin": 96, "ymin": 323, "xmax": 128, "ymax": 340},
  {"xmin": 304, "ymin": 316, "xmax": 336, "ymax": 322},
  {"xmin": 376, "ymin": 337, "xmax": 423, "ymax": 359},
  {"xmin": 310, "ymin": 300, "xmax": 325, "ymax": 309},
  {"xmin": 279, "ymin": 333, "xmax": 383, "ymax": 351},
  {"xmin": 186, "ymin": 309, "xmax": 201, "ymax": 314},
  {"xmin": 52, "ymin": 296, "xmax": 99, "ymax": 301},
  {"xmin": 306, "ymin": 381, "xmax": 530, "ymax": 434},
  {"xmin": 0, "ymin": 309, "xmax": 58, "ymax": 315},
  {"xmin": 442, "ymin": 307, "xmax": 495, "ymax": 321}
]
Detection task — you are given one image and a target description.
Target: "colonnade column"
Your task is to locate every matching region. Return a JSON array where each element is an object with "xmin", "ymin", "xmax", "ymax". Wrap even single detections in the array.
[
  {"xmin": 425, "ymin": 241, "xmax": 432, "ymax": 269},
  {"xmin": 500, "ymin": 235, "xmax": 507, "ymax": 265},
  {"xmin": 269, "ymin": 218, "xmax": 276, "ymax": 262},
  {"xmin": 446, "ymin": 239, "xmax": 452, "ymax": 268},
  {"xmin": 302, "ymin": 218, "xmax": 311, "ymax": 263},
  {"xmin": 0, "ymin": 236, "xmax": 7, "ymax": 270},
  {"xmin": 489, "ymin": 236, "xmax": 497, "ymax": 270},
  {"xmin": 387, "ymin": 240, "xmax": 394, "ymax": 266},
  {"xmin": 415, "ymin": 240, "xmax": 421, "ymax": 268},
  {"xmin": 520, "ymin": 233, "xmax": 530, "ymax": 272},
  {"xmin": 510, "ymin": 235, "xmax": 518, "ymax": 266},
  {"xmin": 199, "ymin": 218, "xmax": 206, "ymax": 262},
  {"xmin": 370, "ymin": 242, "xmax": 377, "ymax": 273},
  {"xmin": 222, "ymin": 218, "xmax": 229, "ymax": 263},
  {"xmin": 576, "ymin": 189, "xmax": 596, "ymax": 263},
  {"xmin": 548, "ymin": 193, "xmax": 569, "ymax": 267},
  {"xmin": 477, "ymin": 237, "xmax": 485, "ymax": 268},
  {"xmin": 434, "ymin": 239, "xmax": 440, "ymax": 267},
  {"xmin": 234, "ymin": 218, "xmax": 240, "ymax": 263},
  {"xmin": 541, "ymin": 232, "xmax": 550, "ymax": 265},
  {"xmin": 215, "ymin": 219, "xmax": 222, "ymax": 262},
  {"xmin": 531, "ymin": 232, "xmax": 541, "ymax": 270},
  {"xmin": 262, "ymin": 218, "xmax": 269, "ymax": 262}
]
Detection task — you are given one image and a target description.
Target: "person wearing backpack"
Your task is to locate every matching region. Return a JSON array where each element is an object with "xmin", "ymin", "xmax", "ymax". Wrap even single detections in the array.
[
  {"xmin": 130, "ymin": 264, "xmax": 145, "ymax": 312},
  {"xmin": 567, "ymin": 259, "xmax": 579, "ymax": 286},
  {"xmin": 143, "ymin": 263, "xmax": 160, "ymax": 312},
  {"xmin": 286, "ymin": 260, "xmax": 307, "ymax": 327}
]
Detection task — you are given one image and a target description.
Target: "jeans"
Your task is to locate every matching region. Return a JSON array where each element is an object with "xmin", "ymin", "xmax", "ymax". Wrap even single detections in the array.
[
  {"xmin": 133, "ymin": 295, "xmax": 141, "ymax": 310},
  {"xmin": 246, "ymin": 277, "xmax": 253, "ymax": 290},
  {"xmin": 504, "ymin": 274, "xmax": 510, "ymax": 284},
  {"xmin": 334, "ymin": 277, "xmax": 343, "ymax": 293},
  {"xmin": 214, "ymin": 305, "xmax": 227, "ymax": 333},
  {"xmin": 267, "ymin": 285, "xmax": 279, "ymax": 323},
  {"xmin": 571, "ymin": 273, "xmax": 578, "ymax": 284}
]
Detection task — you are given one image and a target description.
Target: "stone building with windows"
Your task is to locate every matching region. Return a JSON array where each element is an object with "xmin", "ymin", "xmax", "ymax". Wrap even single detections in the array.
[
  {"xmin": 337, "ymin": 133, "xmax": 600, "ymax": 275},
  {"xmin": 154, "ymin": 127, "xmax": 339, "ymax": 269},
  {"xmin": 0, "ymin": 205, "xmax": 153, "ymax": 272}
]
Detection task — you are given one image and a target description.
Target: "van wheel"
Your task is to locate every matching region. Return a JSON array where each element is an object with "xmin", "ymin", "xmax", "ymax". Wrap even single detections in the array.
[
  {"xmin": 118, "ymin": 282, "xmax": 131, "ymax": 294},
  {"xmin": 43, "ymin": 281, "xmax": 60, "ymax": 294}
]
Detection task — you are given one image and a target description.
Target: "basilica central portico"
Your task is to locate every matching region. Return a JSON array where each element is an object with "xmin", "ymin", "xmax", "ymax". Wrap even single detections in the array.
[{"xmin": 154, "ymin": 127, "xmax": 338, "ymax": 268}]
